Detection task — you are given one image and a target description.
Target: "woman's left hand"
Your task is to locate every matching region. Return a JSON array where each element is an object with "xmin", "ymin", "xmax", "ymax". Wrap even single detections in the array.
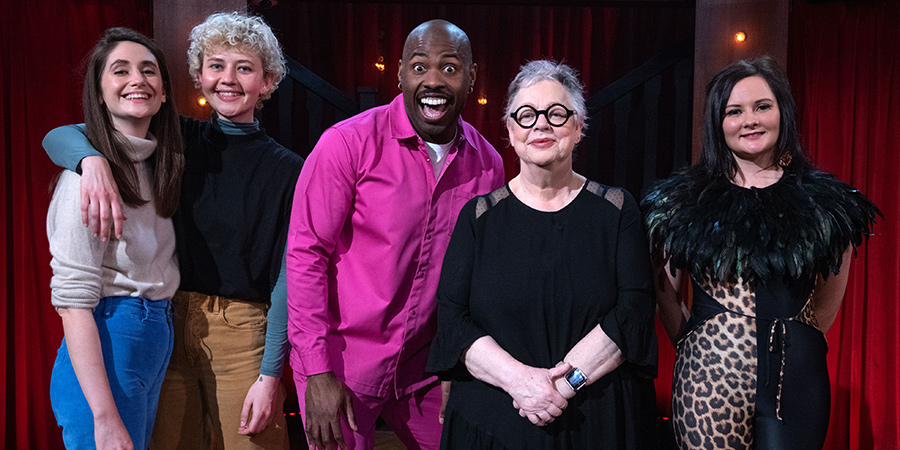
[
  {"xmin": 508, "ymin": 363, "xmax": 571, "ymax": 426},
  {"xmin": 94, "ymin": 413, "xmax": 134, "ymax": 450},
  {"xmin": 238, "ymin": 374, "xmax": 280, "ymax": 435}
]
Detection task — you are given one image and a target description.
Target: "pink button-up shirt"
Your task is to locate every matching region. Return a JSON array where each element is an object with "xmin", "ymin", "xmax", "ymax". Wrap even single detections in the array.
[{"xmin": 287, "ymin": 95, "xmax": 504, "ymax": 398}]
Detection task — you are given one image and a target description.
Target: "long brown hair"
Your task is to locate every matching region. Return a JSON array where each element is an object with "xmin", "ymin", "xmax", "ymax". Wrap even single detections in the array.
[{"xmin": 82, "ymin": 27, "xmax": 183, "ymax": 217}]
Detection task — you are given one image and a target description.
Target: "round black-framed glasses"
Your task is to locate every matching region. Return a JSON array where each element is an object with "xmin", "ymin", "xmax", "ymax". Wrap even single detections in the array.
[{"xmin": 510, "ymin": 103, "xmax": 576, "ymax": 129}]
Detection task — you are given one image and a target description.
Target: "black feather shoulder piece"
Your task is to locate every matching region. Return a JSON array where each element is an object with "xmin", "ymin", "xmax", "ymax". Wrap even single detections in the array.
[{"xmin": 642, "ymin": 170, "xmax": 881, "ymax": 284}]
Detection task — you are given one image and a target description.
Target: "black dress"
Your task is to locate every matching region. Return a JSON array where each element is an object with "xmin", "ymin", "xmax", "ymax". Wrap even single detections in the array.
[
  {"xmin": 642, "ymin": 170, "xmax": 880, "ymax": 449},
  {"xmin": 426, "ymin": 181, "xmax": 658, "ymax": 450}
]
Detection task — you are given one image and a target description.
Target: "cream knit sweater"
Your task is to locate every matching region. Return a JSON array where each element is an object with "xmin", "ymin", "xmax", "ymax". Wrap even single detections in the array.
[{"xmin": 47, "ymin": 134, "xmax": 179, "ymax": 309}]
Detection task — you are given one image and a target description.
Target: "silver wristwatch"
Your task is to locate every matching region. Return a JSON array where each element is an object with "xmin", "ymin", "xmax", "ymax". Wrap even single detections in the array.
[{"xmin": 564, "ymin": 367, "xmax": 587, "ymax": 392}]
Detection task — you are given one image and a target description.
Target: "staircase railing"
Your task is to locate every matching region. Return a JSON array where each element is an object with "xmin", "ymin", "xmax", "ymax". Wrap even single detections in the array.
[
  {"xmin": 262, "ymin": 57, "xmax": 378, "ymax": 157},
  {"xmin": 579, "ymin": 37, "xmax": 694, "ymax": 198}
]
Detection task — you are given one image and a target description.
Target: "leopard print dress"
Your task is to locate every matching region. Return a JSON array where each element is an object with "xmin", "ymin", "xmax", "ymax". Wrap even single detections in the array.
[
  {"xmin": 642, "ymin": 171, "xmax": 879, "ymax": 450},
  {"xmin": 671, "ymin": 275, "xmax": 827, "ymax": 449}
]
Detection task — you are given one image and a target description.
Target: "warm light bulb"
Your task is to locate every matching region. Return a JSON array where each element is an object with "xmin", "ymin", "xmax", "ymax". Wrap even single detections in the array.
[
  {"xmin": 375, "ymin": 56, "xmax": 385, "ymax": 72},
  {"xmin": 477, "ymin": 97, "xmax": 487, "ymax": 106},
  {"xmin": 198, "ymin": 97, "xmax": 207, "ymax": 106},
  {"xmin": 734, "ymin": 31, "xmax": 747, "ymax": 43}
]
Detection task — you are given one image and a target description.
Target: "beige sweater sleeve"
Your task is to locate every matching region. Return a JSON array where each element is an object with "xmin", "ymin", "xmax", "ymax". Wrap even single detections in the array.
[{"xmin": 47, "ymin": 170, "xmax": 109, "ymax": 309}]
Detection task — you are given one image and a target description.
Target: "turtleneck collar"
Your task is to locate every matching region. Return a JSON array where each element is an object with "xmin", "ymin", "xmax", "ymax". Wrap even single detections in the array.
[
  {"xmin": 211, "ymin": 113, "xmax": 260, "ymax": 136},
  {"xmin": 125, "ymin": 133, "xmax": 157, "ymax": 163}
]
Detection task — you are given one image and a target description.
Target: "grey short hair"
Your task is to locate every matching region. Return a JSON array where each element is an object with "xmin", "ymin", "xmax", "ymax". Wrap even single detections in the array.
[
  {"xmin": 504, "ymin": 60, "xmax": 588, "ymax": 134},
  {"xmin": 187, "ymin": 12, "xmax": 286, "ymax": 107}
]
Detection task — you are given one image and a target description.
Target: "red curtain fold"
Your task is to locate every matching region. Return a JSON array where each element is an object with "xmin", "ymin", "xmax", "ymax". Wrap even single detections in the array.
[
  {"xmin": 1, "ymin": 1, "xmax": 152, "ymax": 447},
  {"xmin": 789, "ymin": 2, "xmax": 900, "ymax": 449}
]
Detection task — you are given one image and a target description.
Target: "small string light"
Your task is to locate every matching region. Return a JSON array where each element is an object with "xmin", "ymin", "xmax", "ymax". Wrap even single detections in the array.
[
  {"xmin": 197, "ymin": 97, "xmax": 207, "ymax": 106},
  {"xmin": 375, "ymin": 56, "xmax": 385, "ymax": 72},
  {"xmin": 734, "ymin": 31, "xmax": 747, "ymax": 43},
  {"xmin": 477, "ymin": 96, "xmax": 487, "ymax": 106}
]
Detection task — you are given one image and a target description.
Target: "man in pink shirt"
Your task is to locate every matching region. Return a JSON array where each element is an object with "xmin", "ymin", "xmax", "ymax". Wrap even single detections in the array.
[{"xmin": 286, "ymin": 20, "xmax": 505, "ymax": 450}]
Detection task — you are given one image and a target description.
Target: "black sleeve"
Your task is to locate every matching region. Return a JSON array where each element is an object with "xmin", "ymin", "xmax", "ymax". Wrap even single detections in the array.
[
  {"xmin": 426, "ymin": 198, "xmax": 488, "ymax": 380},
  {"xmin": 598, "ymin": 190, "xmax": 658, "ymax": 378}
]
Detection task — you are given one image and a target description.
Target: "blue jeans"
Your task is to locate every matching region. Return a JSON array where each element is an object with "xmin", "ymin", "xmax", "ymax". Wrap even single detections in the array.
[{"xmin": 50, "ymin": 296, "xmax": 174, "ymax": 449}]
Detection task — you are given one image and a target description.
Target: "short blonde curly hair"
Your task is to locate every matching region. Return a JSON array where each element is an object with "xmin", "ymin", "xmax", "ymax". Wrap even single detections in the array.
[{"xmin": 187, "ymin": 12, "xmax": 286, "ymax": 107}]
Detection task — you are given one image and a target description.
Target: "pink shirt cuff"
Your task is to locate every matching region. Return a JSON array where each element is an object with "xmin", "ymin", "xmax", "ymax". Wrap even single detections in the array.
[{"xmin": 292, "ymin": 349, "xmax": 333, "ymax": 376}]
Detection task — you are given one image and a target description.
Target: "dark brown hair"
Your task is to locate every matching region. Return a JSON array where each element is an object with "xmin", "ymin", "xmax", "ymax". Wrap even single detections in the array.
[
  {"xmin": 82, "ymin": 27, "xmax": 183, "ymax": 217},
  {"xmin": 695, "ymin": 56, "xmax": 812, "ymax": 182}
]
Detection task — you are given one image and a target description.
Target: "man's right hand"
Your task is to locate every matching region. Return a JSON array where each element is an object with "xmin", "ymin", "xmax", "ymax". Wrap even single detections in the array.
[
  {"xmin": 79, "ymin": 156, "xmax": 126, "ymax": 241},
  {"xmin": 304, "ymin": 372, "xmax": 358, "ymax": 450}
]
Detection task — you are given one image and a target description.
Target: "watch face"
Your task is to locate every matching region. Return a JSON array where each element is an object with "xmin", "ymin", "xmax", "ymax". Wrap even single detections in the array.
[{"xmin": 566, "ymin": 368, "xmax": 586, "ymax": 390}]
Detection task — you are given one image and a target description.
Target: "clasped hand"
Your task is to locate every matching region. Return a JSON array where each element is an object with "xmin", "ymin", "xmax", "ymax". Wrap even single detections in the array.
[{"xmin": 509, "ymin": 362, "xmax": 572, "ymax": 427}]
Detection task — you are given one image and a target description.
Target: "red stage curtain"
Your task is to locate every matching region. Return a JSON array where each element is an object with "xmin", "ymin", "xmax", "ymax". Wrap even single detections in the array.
[
  {"xmin": 789, "ymin": 2, "xmax": 900, "ymax": 449},
  {"xmin": 0, "ymin": 1, "xmax": 152, "ymax": 447}
]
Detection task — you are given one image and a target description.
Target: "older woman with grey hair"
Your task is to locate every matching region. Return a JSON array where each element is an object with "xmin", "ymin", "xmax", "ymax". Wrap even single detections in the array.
[{"xmin": 426, "ymin": 60, "xmax": 658, "ymax": 449}]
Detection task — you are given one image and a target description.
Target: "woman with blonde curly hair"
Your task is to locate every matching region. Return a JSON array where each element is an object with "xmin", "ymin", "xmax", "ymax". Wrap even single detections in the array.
[{"xmin": 45, "ymin": 12, "xmax": 303, "ymax": 449}]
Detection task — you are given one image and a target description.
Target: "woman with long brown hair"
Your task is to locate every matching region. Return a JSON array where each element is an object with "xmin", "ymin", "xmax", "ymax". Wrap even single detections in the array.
[{"xmin": 47, "ymin": 27, "xmax": 183, "ymax": 449}]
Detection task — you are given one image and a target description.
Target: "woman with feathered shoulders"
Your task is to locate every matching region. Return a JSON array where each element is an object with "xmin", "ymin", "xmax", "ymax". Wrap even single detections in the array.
[{"xmin": 643, "ymin": 56, "xmax": 879, "ymax": 449}]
